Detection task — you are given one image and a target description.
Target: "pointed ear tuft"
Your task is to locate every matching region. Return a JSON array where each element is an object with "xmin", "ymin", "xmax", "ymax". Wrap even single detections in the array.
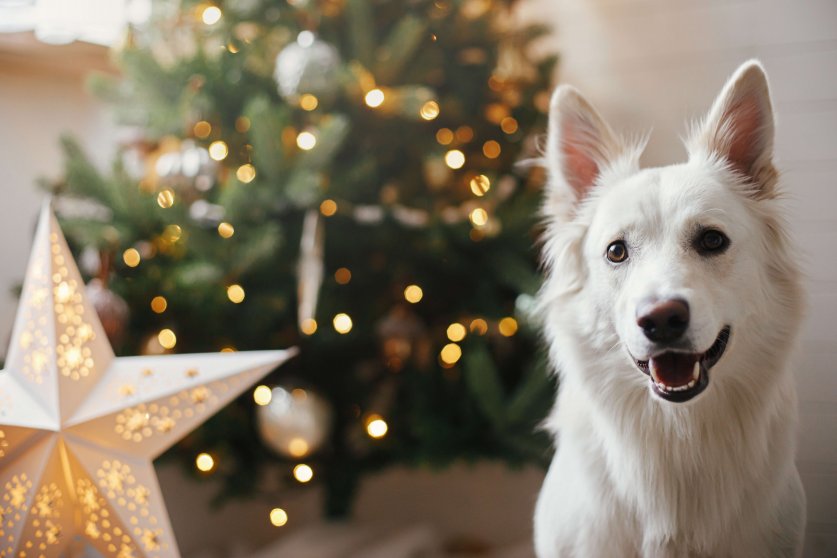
[
  {"xmin": 688, "ymin": 60, "xmax": 777, "ymax": 195},
  {"xmin": 546, "ymin": 86, "xmax": 622, "ymax": 205}
]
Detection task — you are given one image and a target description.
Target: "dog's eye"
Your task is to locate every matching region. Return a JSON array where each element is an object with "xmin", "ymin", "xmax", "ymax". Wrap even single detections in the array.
[
  {"xmin": 697, "ymin": 229, "xmax": 729, "ymax": 254},
  {"xmin": 606, "ymin": 241, "xmax": 628, "ymax": 263}
]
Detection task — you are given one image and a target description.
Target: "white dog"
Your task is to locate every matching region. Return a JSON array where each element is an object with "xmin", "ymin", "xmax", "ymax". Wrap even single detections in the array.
[{"xmin": 533, "ymin": 61, "xmax": 806, "ymax": 558}]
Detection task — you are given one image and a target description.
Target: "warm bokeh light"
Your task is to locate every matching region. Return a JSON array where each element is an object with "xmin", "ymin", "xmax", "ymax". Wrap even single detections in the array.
[
  {"xmin": 288, "ymin": 438, "xmax": 310, "ymax": 458},
  {"xmin": 227, "ymin": 284, "xmax": 245, "ymax": 303},
  {"xmin": 469, "ymin": 208, "xmax": 488, "ymax": 227},
  {"xmin": 150, "ymin": 296, "xmax": 167, "ymax": 314},
  {"xmin": 470, "ymin": 174, "xmax": 490, "ymax": 196},
  {"xmin": 470, "ymin": 318, "xmax": 488, "ymax": 335},
  {"xmin": 208, "ymin": 140, "xmax": 228, "ymax": 161},
  {"xmin": 270, "ymin": 508, "xmax": 288, "ymax": 527},
  {"xmin": 333, "ymin": 313, "xmax": 353, "ymax": 334},
  {"xmin": 498, "ymin": 317, "xmax": 519, "ymax": 337},
  {"xmin": 440, "ymin": 343, "xmax": 462, "ymax": 365},
  {"xmin": 364, "ymin": 88, "xmax": 385, "ymax": 107},
  {"xmin": 404, "ymin": 284, "xmax": 423, "ymax": 303},
  {"xmin": 201, "ymin": 6, "xmax": 222, "ymax": 25},
  {"xmin": 455, "ymin": 126, "xmax": 474, "ymax": 143},
  {"xmin": 483, "ymin": 140, "xmax": 501, "ymax": 159},
  {"xmin": 444, "ymin": 149, "xmax": 465, "ymax": 170},
  {"xmin": 436, "ymin": 128, "xmax": 454, "ymax": 145},
  {"xmin": 320, "ymin": 199, "xmax": 337, "ymax": 217},
  {"xmin": 163, "ymin": 224, "xmax": 182, "ymax": 243},
  {"xmin": 123, "ymin": 248, "xmax": 141, "ymax": 268},
  {"xmin": 300, "ymin": 318, "xmax": 318, "ymax": 335},
  {"xmin": 253, "ymin": 385, "xmax": 273, "ymax": 406},
  {"xmin": 235, "ymin": 116, "xmax": 251, "ymax": 132},
  {"xmin": 365, "ymin": 415, "xmax": 388, "ymax": 439},
  {"xmin": 158, "ymin": 328, "xmax": 177, "ymax": 349},
  {"xmin": 335, "ymin": 267, "xmax": 352, "ymax": 284},
  {"xmin": 500, "ymin": 116, "xmax": 519, "ymax": 134},
  {"xmin": 193, "ymin": 120, "xmax": 212, "ymax": 138},
  {"xmin": 446, "ymin": 323, "xmax": 467, "ymax": 342},
  {"xmin": 236, "ymin": 163, "xmax": 256, "ymax": 183},
  {"xmin": 293, "ymin": 464, "xmax": 314, "ymax": 483},
  {"xmin": 420, "ymin": 100, "xmax": 440, "ymax": 120},
  {"xmin": 297, "ymin": 131, "xmax": 317, "ymax": 150},
  {"xmin": 157, "ymin": 189, "xmax": 175, "ymax": 208},
  {"xmin": 196, "ymin": 453, "xmax": 215, "ymax": 472},
  {"xmin": 218, "ymin": 222, "xmax": 235, "ymax": 238},
  {"xmin": 299, "ymin": 93, "xmax": 319, "ymax": 111}
]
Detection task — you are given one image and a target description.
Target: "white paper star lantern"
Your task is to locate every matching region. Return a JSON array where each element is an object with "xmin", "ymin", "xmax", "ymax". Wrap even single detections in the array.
[{"xmin": 0, "ymin": 204, "xmax": 296, "ymax": 557}]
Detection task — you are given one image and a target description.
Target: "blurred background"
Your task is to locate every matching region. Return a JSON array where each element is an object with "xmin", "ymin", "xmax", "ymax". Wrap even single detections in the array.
[{"xmin": 0, "ymin": 0, "xmax": 835, "ymax": 557}]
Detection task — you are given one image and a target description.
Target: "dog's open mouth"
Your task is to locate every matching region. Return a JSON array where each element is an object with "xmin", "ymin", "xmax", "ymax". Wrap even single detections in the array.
[{"xmin": 634, "ymin": 326, "xmax": 731, "ymax": 403}]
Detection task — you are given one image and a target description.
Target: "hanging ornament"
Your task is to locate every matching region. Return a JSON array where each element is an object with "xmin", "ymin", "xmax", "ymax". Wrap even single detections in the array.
[
  {"xmin": 154, "ymin": 139, "xmax": 217, "ymax": 196},
  {"xmin": 274, "ymin": 31, "xmax": 341, "ymax": 102},
  {"xmin": 0, "ymin": 203, "xmax": 294, "ymax": 557},
  {"xmin": 189, "ymin": 199, "xmax": 226, "ymax": 227},
  {"xmin": 85, "ymin": 278, "xmax": 130, "ymax": 349},
  {"xmin": 376, "ymin": 305, "xmax": 427, "ymax": 371},
  {"xmin": 257, "ymin": 385, "xmax": 332, "ymax": 459},
  {"xmin": 297, "ymin": 209, "xmax": 325, "ymax": 332}
]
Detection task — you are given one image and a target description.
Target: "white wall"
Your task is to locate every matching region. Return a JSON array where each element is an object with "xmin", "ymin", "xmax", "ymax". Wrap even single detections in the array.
[
  {"xmin": 0, "ymin": 36, "xmax": 116, "ymax": 359},
  {"xmin": 520, "ymin": 0, "xmax": 837, "ymax": 555}
]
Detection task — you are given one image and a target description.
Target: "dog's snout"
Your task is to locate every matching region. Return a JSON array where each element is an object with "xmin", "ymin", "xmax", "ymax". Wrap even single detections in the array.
[{"xmin": 636, "ymin": 298, "xmax": 690, "ymax": 343}]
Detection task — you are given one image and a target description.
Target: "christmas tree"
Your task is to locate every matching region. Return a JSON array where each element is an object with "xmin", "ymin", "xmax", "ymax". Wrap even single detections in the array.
[{"xmin": 45, "ymin": 0, "xmax": 558, "ymax": 518}]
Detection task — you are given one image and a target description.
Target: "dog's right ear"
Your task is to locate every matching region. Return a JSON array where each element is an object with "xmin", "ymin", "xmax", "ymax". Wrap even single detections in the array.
[{"xmin": 546, "ymin": 86, "xmax": 622, "ymax": 207}]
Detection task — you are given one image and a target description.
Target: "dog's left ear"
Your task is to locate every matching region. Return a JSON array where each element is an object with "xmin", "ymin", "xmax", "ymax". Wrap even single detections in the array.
[{"xmin": 688, "ymin": 60, "xmax": 777, "ymax": 197}]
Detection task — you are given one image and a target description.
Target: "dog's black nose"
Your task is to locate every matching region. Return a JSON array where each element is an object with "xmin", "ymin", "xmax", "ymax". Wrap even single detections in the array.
[{"xmin": 636, "ymin": 298, "xmax": 690, "ymax": 343}]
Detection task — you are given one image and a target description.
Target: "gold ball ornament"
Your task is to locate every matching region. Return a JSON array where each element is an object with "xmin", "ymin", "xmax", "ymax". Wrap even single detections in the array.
[{"xmin": 257, "ymin": 386, "xmax": 332, "ymax": 458}]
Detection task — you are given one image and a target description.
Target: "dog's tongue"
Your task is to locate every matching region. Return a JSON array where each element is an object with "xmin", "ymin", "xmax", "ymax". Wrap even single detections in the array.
[{"xmin": 649, "ymin": 352, "xmax": 700, "ymax": 388}]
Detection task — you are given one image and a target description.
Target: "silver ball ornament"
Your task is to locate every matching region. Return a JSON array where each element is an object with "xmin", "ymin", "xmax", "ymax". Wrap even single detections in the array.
[
  {"xmin": 155, "ymin": 139, "xmax": 217, "ymax": 193},
  {"xmin": 274, "ymin": 31, "xmax": 341, "ymax": 102},
  {"xmin": 257, "ymin": 386, "xmax": 331, "ymax": 458}
]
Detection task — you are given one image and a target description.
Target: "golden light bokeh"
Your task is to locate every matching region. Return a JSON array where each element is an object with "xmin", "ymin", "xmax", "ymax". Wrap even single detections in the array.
[
  {"xmin": 297, "ymin": 131, "xmax": 317, "ymax": 150},
  {"xmin": 498, "ymin": 317, "xmax": 519, "ymax": 337},
  {"xmin": 470, "ymin": 174, "xmax": 490, "ymax": 196},
  {"xmin": 469, "ymin": 208, "xmax": 488, "ymax": 227},
  {"xmin": 193, "ymin": 120, "xmax": 212, "ymax": 138},
  {"xmin": 335, "ymin": 267, "xmax": 352, "ymax": 284},
  {"xmin": 446, "ymin": 323, "xmax": 467, "ymax": 342},
  {"xmin": 404, "ymin": 284, "xmax": 423, "ymax": 304},
  {"xmin": 270, "ymin": 508, "xmax": 288, "ymax": 527},
  {"xmin": 293, "ymin": 464, "xmax": 314, "ymax": 483},
  {"xmin": 444, "ymin": 149, "xmax": 465, "ymax": 170},
  {"xmin": 436, "ymin": 128, "xmax": 454, "ymax": 145},
  {"xmin": 123, "ymin": 248, "xmax": 141, "ymax": 268},
  {"xmin": 253, "ymin": 385, "xmax": 273, "ymax": 406},
  {"xmin": 365, "ymin": 415, "xmax": 389, "ymax": 439},
  {"xmin": 288, "ymin": 438, "xmax": 310, "ymax": 458},
  {"xmin": 227, "ymin": 284, "xmax": 245, "ymax": 304},
  {"xmin": 440, "ymin": 343, "xmax": 462, "ymax": 365},
  {"xmin": 150, "ymin": 296, "xmax": 167, "ymax": 314},
  {"xmin": 300, "ymin": 318, "xmax": 318, "ymax": 335},
  {"xmin": 364, "ymin": 88, "xmax": 385, "ymax": 108},
  {"xmin": 158, "ymin": 328, "xmax": 177, "ymax": 349},
  {"xmin": 299, "ymin": 94, "xmax": 319, "ymax": 111},
  {"xmin": 208, "ymin": 140, "xmax": 229, "ymax": 161},
  {"xmin": 201, "ymin": 6, "xmax": 222, "ymax": 25},
  {"xmin": 333, "ymin": 313, "xmax": 353, "ymax": 334},
  {"xmin": 320, "ymin": 199, "xmax": 337, "ymax": 217},
  {"xmin": 469, "ymin": 318, "xmax": 488, "ymax": 335},
  {"xmin": 163, "ymin": 224, "xmax": 182, "ymax": 243},
  {"xmin": 218, "ymin": 222, "xmax": 235, "ymax": 238},
  {"xmin": 196, "ymin": 453, "xmax": 215, "ymax": 472},
  {"xmin": 157, "ymin": 189, "xmax": 175, "ymax": 208},
  {"xmin": 482, "ymin": 140, "xmax": 501, "ymax": 159},
  {"xmin": 235, "ymin": 116, "xmax": 251, "ymax": 132},
  {"xmin": 455, "ymin": 126, "xmax": 474, "ymax": 143},
  {"xmin": 500, "ymin": 116, "xmax": 519, "ymax": 134},
  {"xmin": 420, "ymin": 100, "xmax": 440, "ymax": 120},
  {"xmin": 236, "ymin": 163, "xmax": 257, "ymax": 183}
]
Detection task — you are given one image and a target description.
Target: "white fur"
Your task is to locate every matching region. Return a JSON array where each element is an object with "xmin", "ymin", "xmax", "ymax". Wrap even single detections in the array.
[{"xmin": 534, "ymin": 61, "xmax": 806, "ymax": 558}]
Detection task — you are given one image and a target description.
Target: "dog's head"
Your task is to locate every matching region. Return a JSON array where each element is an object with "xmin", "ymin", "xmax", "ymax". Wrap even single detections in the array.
[{"xmin": 540, "ymin": 61, "xmax": 802, "ymax": 405}]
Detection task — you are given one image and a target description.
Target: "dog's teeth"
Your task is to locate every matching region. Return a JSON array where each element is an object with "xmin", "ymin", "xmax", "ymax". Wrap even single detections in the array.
[
  {"xmin": 692, "ymin": 361, "xmax": 700, "ymax": 381},
  {"xmin": 687, "ymin": 379, "xmax": 696, "ymax": 389}
]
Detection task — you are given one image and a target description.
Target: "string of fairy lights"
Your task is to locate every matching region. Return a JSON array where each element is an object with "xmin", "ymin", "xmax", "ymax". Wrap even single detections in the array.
[{"xmin": 110, "ymin": 1, "xmax": 534, "ymax": 530}]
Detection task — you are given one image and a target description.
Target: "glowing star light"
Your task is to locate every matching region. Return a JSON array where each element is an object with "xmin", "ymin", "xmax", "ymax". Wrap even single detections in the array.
[{"xmin": 0, "ymin": 204, "xmax": 296, "ymax": 557}]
